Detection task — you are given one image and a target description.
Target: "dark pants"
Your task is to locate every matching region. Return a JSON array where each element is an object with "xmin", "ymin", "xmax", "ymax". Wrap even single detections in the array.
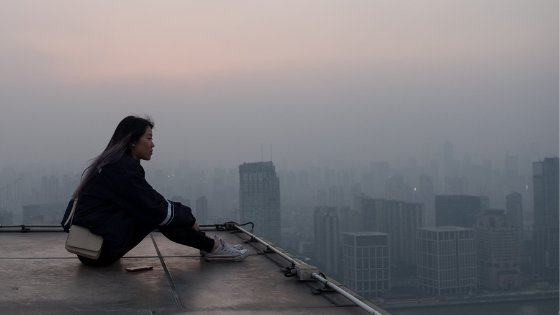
[{"xmin": 78, "ymin": 225, "xmax": 215, "ymax": 267}]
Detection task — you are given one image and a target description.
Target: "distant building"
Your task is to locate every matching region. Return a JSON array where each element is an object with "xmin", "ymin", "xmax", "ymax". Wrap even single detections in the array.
[
  {"xmin": 506, "ymin": 192, "xmax": 523, "ymax": 243},
  {"xmin": 195, "ymin": 196, "xmax": 208, "ymax": 225},
  {"xmin": 313, "ymin": 206, "xmax": 340, "ymax": 278},
  {"xmin": 417, "ymin": 226, "xmax": 477, "ymax": 295},
  {"xmin": 342, "ymin": 232, "xmax": 390, "ymax": 299},
  {"xmin": 417, "ymin": 174, "xmax": 435, "ymax": 226},
  {"xmin": 476, "ymin": 209, "xmax": 520, "ymax": 290},
  {"xmin": 0, "ymin": 210, "xmax": 14, "ymax": 225},
  {"xmin": 358, "ymin": 196, "xmax": 422, "ymax": 266},
  {"xmin": 384, "ymin": 175, "xmax": 413, "ymax": 202},
  {"xmin": 327, "ymin": 185, "xmax": 346, "ymax": 209},
  {"xmin": 443, "ymin": 176, "xmax": 466, "ymax": 195},
  {"xmin": 504, "ymin": 153, "xmax": 522, "ymax": 193},
  {"xmin": 364, "ymin": 161, "xmax": 391, "ymax": 197},
  {"xmin": 435, "ymin": 195, "xmax": 488, "ymax": 228},
  {"xmin": 239, "ymin": 161, "xmax": 281, "ymax": 244},
  {"xmin": 41, "ymin": 175, "xmax": 61, "ymax": 203},
  {"xmin": 22, "ymin": 202, "xmax": 66, "ymax": 225},
  {"xmin": 339, "ymin": 206, "xmax": 361, "ymax": 233},
  {"xmin": 532, "ymin": 157, "xmax": 559, "ymax": 284}
]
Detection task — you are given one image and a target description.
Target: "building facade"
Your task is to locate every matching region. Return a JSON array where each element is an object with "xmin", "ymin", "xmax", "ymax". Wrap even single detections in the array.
[
  {"xmin": 417, "ymin": 174, "xmax": 435, "ymax": 226},
  {"xmin": 342, "ymin": 232, "xmax": 390, "ymax": 299},
  {"xmin": 435, "ymin": 195, "xmax": 488, "ymax": 228},
  {"xmin": 505, "ymin": 192, "xmax": 523, "ymax": 243},
  {"xmin": 313, "ymin": 206, "xmax": 340, "ymax": 278},
  {"xmin": 417, "ymin": 226, "xmax": 477, "ymax": 295},
  {"xmin": 358, "ymin": 196, "xmax": 422, "ymax": 266},
  {"xmin": 532, "ymin": 157, "xmax": 559, "ymax": 284},
  {"xmin": 476, "ymin": 209, "xmax": 520, "ymax": 290},
  {"xmin": 239, "ymin": 161, "xmax": 281, "ymax": 244}
]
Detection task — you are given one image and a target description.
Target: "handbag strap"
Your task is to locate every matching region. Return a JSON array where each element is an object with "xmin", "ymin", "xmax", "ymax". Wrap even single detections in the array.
[{"xmin": 63, "ymin": 199, "xmax": 79, "ymax": 227}]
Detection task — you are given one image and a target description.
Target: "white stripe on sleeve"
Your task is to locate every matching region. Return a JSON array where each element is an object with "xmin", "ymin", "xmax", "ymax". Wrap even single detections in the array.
[{"xmin": 160, "ymin": 201, "xmax": 174, "ymax": 225}]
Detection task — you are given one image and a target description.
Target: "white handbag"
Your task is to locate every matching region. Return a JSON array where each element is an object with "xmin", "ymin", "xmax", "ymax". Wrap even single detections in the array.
[{"xmin": 64, "ymin": 199, "xmax": 103, "ymax": 260}]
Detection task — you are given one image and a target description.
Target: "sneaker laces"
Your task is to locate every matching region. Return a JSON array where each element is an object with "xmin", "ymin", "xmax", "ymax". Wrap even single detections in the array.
[
  {"xmin": 219, "ymin": 239, "xmax": 245, "ymax": 255},
  {"xmin": 212, "ymin": 235, "xmax": 244, "ymax": 251}
]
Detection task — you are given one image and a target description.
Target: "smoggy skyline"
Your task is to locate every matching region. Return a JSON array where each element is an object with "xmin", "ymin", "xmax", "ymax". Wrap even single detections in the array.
[{"xmin": 0, "ymin": 1, "xmax": 557, "ymax": 171}]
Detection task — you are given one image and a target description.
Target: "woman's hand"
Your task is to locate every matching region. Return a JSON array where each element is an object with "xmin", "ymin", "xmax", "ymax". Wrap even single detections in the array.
[{"xmin": 192, "ymin": 223, "xmax": 200, "ymax": 232}]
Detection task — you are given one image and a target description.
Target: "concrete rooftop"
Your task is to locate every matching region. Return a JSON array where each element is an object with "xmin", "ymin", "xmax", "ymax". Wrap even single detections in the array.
[{"xmin": 0, "ymin": 226, "xmax": 388, "ymax": 314}]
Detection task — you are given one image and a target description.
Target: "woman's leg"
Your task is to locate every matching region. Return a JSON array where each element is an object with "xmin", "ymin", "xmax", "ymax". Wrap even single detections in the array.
[{"xmin": 158, "ymin": 226, "xmax": 215, "ymax": 253}]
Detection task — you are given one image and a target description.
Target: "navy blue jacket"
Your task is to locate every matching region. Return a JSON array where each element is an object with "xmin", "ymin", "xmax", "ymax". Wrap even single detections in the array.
[{"xmin": 61, "ymin": 154, "xmax": 195, "ymax": 250}]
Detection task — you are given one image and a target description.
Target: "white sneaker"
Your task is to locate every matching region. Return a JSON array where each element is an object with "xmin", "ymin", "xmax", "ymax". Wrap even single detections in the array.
[
  {"xmin": 200, "ymin": 236, "xmax": 245, "ymax": 256},
  {"xmin": 205, "ymin": 239, "xmax": 249, "ymax": 261},
  {"xmin": 211, "ymin": 235, "xmax": 245, "ymax": 249}
]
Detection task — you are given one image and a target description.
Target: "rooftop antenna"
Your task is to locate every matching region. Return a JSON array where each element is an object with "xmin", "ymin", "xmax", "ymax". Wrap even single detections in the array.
[
  {"xmin": 270, "ymin": 144, "xmax": 273, "ymax": 162},
  {"xmin": 260, "ymin": 144, "xmax": 264, "ymax": 162}
]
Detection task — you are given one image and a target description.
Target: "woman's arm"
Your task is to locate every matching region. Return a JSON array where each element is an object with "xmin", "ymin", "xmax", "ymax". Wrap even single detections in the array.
[{"xmin": 107, "ymin": 159, "xmax": 196, "ymax": 227}]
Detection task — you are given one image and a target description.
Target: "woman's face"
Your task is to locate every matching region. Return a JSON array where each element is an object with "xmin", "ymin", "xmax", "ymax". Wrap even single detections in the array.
[{"xmin": 131, "ymin": 127, "xmax": 154, "ymax": 160}]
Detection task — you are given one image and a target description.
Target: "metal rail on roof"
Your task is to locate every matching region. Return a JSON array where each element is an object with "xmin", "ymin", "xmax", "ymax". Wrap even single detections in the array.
[
  {"xmin": 312, "ymin": 272, "xmax": 383, "ymax": 315},
  {"xmin": 231, "ymin": 223, "xmax": 298, "ymax": 266},
  {"xmin": 230, "ymin": 223, "xmax": 385, "ymax": 315},
  {"xmin": 0, "ymin": 224, "xmax": 63, "ymax": 232}
]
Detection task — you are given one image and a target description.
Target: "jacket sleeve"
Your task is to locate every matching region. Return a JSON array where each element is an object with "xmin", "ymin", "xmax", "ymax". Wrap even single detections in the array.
[
  {"xmin": 108, "ymin": 161, "xmax": 196, "ymax": 227},
  {"xmin": 161, "ymin": 201, "xmax": 197, "ymax": 228}
]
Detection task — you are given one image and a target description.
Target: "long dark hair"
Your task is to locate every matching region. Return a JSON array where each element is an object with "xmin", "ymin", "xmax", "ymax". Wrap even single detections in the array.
[{"xmin": 72, "ymin": 116, "xmax": 154, "ymax": 198}]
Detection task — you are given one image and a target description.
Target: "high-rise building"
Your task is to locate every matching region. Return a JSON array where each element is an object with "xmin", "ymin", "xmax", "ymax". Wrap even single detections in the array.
[
  {"xmin": 41, "ymin": 175, "xmax": 60, "ymax": 203},
  {"xmin": 504, "ymin": 153, "xmax": 521, "ymax": 192},
  {"xmin": 435, "ymin": 195, "xmax": 488, "ymax": 228},
  {"xmin": 358, "ymin": 196, "xmax": 422, "ymax": 266},
  {"xmin": 195, "ymin": 196, "xmax": 208, "ymax": 225},
  {"xmin": 0, "ymin": 210, "xmax": 13, "ymax": 225},
  {"xmin": 506, "ymin": 192, "xmax": 523, "ymax": 242},
  {"xmin": 417, "ymin": 226, "xmax": 477, "ymax": 295},
  {"xmin": 22, "ymin": 202, "xmax": 66, "ymax": 225},
  {"xmin": 239, "ymin": 161, "xmax": 281, "ymax": 244},
  {"xmin": 476, "ymin": 209, "xmax": 520, "ymax": 290},
  {"xmin": 364, "ymin": 161, "xmax": 391, "ymax": 197},
  {"xmin": 417, "ymin": 174, "xmax": 435, "ymax": 226},
  {"xmin": 327, "ymin": 185, "xmax": 346, "ymax": 209},
  {"xmin": 342, "ymin": 232, "xmax": 390, "ymax": 299},
  {"xmin": 532, "ymin": 157, "xmax": 559, "ymax": 284},
  {"xmin": 313, "ymin": 206, "xmax": 340, "ymax": 278},
  {"xmin": 385, "ymin": 175, "xmax": 414, "ymax": 202},
  {"xmin": 339, "ymin": 206, "xmax": 361, "ymax": 233}
]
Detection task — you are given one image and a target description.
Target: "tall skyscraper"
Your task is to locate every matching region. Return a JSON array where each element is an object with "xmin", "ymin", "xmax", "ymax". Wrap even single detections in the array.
[
  {"xmin": 417, "ymin": 226, "xmax": 477, "ymax": 295},
  {"xmin": 476, "ymin": 209, "xmax": 520, "ymax": 290},
  {"xmin": 435, "ymin": 195, "xmax": 487, "ymax": 228},
  {"xmin": 339, "ymin": 206, "xmax": 361, "ymax": 233},
  {"xmin": 532, "ymin": 157, "xmax": 559, "ymax": 284},
  {"xmin": 365, "ymin": 161, "xmax": 391, "ymax": 197},
  {"xmin": 418, "ymin": 174, "xmax": 435, "ymax": 226},
  {"xmin": 358, "ymin": 196, "xmax": 422, "ymax": 266},
  {"xmin": 239, "ymin": 161, "xmax": 281, "ymax": 244},
  {"xmin": 384, "ymin": 175, "xmax": 414, "ymax": 202},
  {"xmin": 313, "ymin": 206, "xmax": 340, "ymax": 278},
  {"xmin": 506, "ymin": 192, "xmax": 523, "ymax": 242},
  {"xmin": 504, "ymin": 153, "xmax": 521, "ymax": 192},
  {"xmin": 342, "ymin": 232, "xmax": 390, "ymax": 299}
]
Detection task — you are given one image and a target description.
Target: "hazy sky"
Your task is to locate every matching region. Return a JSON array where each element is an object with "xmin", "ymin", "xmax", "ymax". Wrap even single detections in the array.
[{"xmin": 0, "ymin": 0, "xmax": 558, "ymax": 171}]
